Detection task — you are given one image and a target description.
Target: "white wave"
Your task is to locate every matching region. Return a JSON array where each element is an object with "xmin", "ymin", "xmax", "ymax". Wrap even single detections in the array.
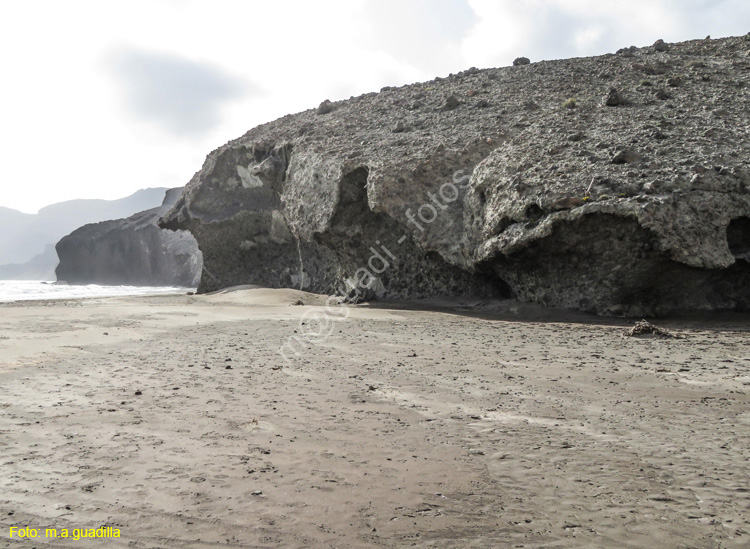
[{"xmin": 0, "ymin": 280, "xmax": 193, "ymax": 303}]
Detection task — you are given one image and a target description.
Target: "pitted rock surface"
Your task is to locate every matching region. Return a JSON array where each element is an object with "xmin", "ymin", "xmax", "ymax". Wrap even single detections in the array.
[{"xmin": 161, "ymin": 35, "xmax": 750, "ymax": 315}]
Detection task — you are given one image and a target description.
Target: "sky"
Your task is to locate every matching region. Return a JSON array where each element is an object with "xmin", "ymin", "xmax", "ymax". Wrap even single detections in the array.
[{"xmin": 0, "ymin": 0, "xmax": 747, "ymax": 213}]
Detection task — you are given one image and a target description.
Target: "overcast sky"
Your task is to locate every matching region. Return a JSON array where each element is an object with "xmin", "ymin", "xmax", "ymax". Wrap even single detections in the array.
[{"xmin": 1, "ymin": 0, "xmax": 747, "ymax": 213}]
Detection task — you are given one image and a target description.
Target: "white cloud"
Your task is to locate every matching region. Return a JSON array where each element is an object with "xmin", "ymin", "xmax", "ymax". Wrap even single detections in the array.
[
  {"xmin": 462, "ymin": 0, "xmax": 750, "ymax": 67},
  {"xmin": 356, "ymin": 0, "xmax": 477, "ymax": 74},
  {"xmin": 0, "ymin": 0, "xmax": 747, "ymax": 213},
  {"xmin": 107, "ymin": 48, "xmax": 250, "ymax": 136}
]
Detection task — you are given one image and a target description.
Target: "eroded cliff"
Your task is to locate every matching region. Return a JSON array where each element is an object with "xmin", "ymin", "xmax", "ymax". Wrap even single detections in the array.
[
  {"xmin": 161, "ymin": 35, "xmax": 750, "ymax": 315},
  {"xmin": 58, "ymin": 188, "xmax": 202, "ymax": 287}
]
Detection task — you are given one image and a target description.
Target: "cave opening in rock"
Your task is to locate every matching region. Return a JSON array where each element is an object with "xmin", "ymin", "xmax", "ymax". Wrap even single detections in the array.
[
  {"xmin": 336, "ymin": 167, "xmax": 369, "ymax": 215},
  {"xmin": 727, "ymin": 217, "xmax": 750, "ymax": 259},
  {"xmin": 327, "ymin": 167, "xmax": 370, "ymax": 247},
  {"xmin": 524, "ymin": 203, "xmax": 544, "ymax": 220},
  {"xmin": 313, "ymin": 166, "xmax": 503, "ymax": 300}
]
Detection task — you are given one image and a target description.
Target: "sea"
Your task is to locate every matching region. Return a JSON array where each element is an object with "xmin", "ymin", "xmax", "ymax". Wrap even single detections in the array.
[{"xmin": 0, "ymin": 280, "xmax": 193, "ymax": 303}]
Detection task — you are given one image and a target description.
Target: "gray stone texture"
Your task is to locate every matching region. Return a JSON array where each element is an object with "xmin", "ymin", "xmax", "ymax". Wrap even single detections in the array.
[{"xmin": 160, "ymin": 35, "xmax": 750, "ymax": 315}]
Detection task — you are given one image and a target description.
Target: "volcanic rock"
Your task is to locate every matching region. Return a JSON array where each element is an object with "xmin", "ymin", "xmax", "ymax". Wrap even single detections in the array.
[
  {"xmin": 57, "ymin": 189, "xmax": 202, "ymax": 286},
  {"xmin": 652, "ymin": 39, "xmax": 670, "ymax": 53},
  {"xmin": 605, "ymin": 87, "xmax": 624, "ymax": 106},
  {"xmin": 160, "ymin": 35, "xmax": 750, "ymax": 315}
]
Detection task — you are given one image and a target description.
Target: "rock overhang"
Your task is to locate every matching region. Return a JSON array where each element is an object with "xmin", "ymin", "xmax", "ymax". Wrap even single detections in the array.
[{"xmin": 159, "ymin": 34, "xmax": 750, "ymax": 314}]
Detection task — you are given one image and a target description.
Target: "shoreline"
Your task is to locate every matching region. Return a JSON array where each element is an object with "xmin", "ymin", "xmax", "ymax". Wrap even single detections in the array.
[{"xmin": 0, "ymin": 280, "xmax": 195, "ymax": 306}]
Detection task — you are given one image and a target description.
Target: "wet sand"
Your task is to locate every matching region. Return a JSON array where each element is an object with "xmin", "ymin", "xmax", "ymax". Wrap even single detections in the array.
[{"xmin": 0, "ymin": 289, "xmax": 749, "ymax": 548}]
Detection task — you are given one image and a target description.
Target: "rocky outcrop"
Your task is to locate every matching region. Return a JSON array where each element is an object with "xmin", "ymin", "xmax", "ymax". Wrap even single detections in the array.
[
  {"xmin": 0, "ymin": 188, "xmax": 170, "ymax": 266},
  {"xmin": 160, "ymin": 35, "xmax": 750, "ymax": 315},
  {"xmin": 57, "ymin": 189, "xmax": 202, "ymax": 287}
]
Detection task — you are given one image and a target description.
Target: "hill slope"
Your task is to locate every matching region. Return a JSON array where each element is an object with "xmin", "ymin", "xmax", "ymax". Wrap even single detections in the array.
[{"xmin": 161, "ymin": 35, "xmax": 750, "ymax": 315}]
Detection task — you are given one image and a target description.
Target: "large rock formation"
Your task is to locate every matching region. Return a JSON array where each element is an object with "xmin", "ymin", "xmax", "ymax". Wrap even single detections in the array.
[
  {"xmin": 0, "ymin": 188, "xmax": 171, "ymax": 281},
  {"xmin": 161, "ymin": 35, "xmax": 750, "ymax": 315},
  {"xmin": 57, "ymin": 189, "xmax": 202, "ymax": 287},
  {"xmin": 0, "ymin": 189, "xmax": 170, "ymax": 265}
]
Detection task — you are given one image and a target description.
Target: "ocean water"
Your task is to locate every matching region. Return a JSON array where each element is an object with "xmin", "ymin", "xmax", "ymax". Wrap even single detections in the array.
[{"xmin": 0, "ymin": 280, "xmax": 193, "ymax": 303}]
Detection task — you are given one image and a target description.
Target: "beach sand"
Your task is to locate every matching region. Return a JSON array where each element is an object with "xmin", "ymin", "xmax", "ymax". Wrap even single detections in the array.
[{"xmin": 0, "ymin": 289, "xmax": 748, "ymax": 548}]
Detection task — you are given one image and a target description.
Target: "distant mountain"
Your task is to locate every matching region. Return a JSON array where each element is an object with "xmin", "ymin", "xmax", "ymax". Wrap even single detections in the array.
[
  {"xmin": 0, "ymin": 245, "xmax": 59, "ymax": 281},
  {"xmin": 0, "ymin": 207, "xmax": 35, "ymax": 266},
  {"xmin": 0, "ymin": 188, "xmax": 169, "ymax": 280}
]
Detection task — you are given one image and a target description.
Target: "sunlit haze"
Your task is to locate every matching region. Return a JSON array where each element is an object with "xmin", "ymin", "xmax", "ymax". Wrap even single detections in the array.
[{"xmin": 1, "ymin": 0, "xmax": 747, "ymax": 213}]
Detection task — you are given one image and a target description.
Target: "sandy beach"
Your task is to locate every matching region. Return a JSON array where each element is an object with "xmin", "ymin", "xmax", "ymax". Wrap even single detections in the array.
[{"xmin": 0, "ymin": 289, "xmax": 749, "ymax": 548}]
